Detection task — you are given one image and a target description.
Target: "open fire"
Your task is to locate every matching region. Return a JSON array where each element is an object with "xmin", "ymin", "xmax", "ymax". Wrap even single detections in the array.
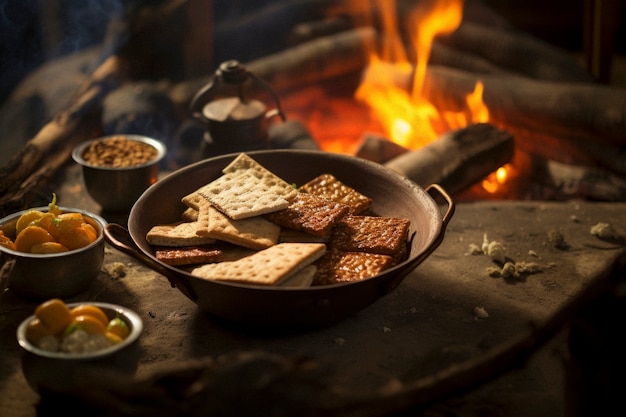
[
  {"xmin": 280, "ymin": 0, "xmax": 512, "ymax": 197},
  {"xmin": 1, "ymin": 0, "xmax": 624, "ymax": 217}
]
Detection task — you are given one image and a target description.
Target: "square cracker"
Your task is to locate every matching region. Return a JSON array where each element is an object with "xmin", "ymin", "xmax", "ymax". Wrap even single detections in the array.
[
  {"xmin": 265, "ymin": 192, "xmax": 350, "ymax": 237},
  {"xmin": 181, "ymin": 191, "xmax": 209, "ymax": 211},
  {"xmin": 154, "ymin": 242, "xmax": 255, "ymax": 266},
  {"xmin": 191, "ymin": 242, "xmax": 326, "ymax": 286},
  {"xmin": 197, "ymin": 153, "xmax": 298, "ymax": 220},
  {"xmin": 155, "ymin": 244, "xmax": 227, "ymax": 266},
  {"xmin": 300, "ymin": 173, "xmax": 372, "ymax": 214},
  {"xmin": 203, "ymin": 205, "xmax": 280, "ymax": 250},
  {"xmin": 312, "ymin": 249, "xmax": 394, "ymax": 285},
  {"xmin": 329, "ymin": 215, "xmax": 410, "ymax": 255},
  {"xmin": 146, "ymin": 222, "xmax": 216, "ymax": 246},
  {"xmin": 181, "ymin": 207, "xmax": 199, "ymax": 222},
  {"xmin": 278, "ymin": 265, "xmax": 316, "ymax": 288}
]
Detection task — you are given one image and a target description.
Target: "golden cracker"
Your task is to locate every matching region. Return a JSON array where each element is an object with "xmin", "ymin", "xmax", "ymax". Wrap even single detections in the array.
[
  {"xmin": 329, "ymin": 215, "xmax": 410, "ymax": 256},
  {"xmin": 278, "ymin": 265, "xmax": 316, "ymax": 288},
  {"xmin": 265, "ymin": 192, "xmax": 350, "ymax": 237},
  {"xmin": 191, "ymin": 243, "xmax": 326, "ymax": 286},
  {"xmin": 204, "ymin": 205, "xmax": 280, "ymax": 250},
  {"xmin": 313, "ymin": 250, "xmax": 394, "ymax": 285},
  {"xmin": 300, "ymin": 173, "xmax": 372, "ymax": 214},
  {"xmin": 197, "ymin": 154, "xmax": 297, "ymax": 220},
  {"xmin": 146, "ymin": 222, "xmax": 216, "ymax": 246}
]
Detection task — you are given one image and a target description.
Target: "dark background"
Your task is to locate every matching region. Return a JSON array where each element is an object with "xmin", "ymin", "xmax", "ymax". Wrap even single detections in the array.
[{"xmin": 1, "ymin": 0, "xmax": 624, "ymax": 105}]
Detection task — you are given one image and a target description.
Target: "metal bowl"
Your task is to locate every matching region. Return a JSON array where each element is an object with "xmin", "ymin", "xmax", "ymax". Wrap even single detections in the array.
[
  {"xmin": 0, "ymin": 207, "xmax": 107, "ymax": 300},
  {"xmin": 16, "ymin": 301, "xmax": 143, "ymax": 392},
  {"xmin": 104, "ymin": 150, "xmax": 455, "ymax": 330},
  {"xmin": 72, "ymin": 134, "xmax": 167, "ymax": 212}
]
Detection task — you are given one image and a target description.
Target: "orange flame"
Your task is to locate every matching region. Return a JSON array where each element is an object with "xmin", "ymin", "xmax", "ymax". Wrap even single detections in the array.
[{"xmin": 354, "ymin": 0, "xmax": 489, "ymax": 149}]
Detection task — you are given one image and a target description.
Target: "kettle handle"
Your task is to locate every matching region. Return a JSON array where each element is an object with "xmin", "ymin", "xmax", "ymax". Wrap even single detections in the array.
[
  {"xmin": 188, "ymin": 60, "xmax": 286, "ymax": 123},
  {"xmin": 189, "ymin": 76, "xmax": 217, "ymax": 121}
]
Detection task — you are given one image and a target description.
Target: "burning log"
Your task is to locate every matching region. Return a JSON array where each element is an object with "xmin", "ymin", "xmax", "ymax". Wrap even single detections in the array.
[
  {"xmin": 422, "ymin": 66, "xmax": 626, "ymax": 176},
  {"xmin": 365, "ymin": 62, "xmax": 626, "ymax": 177},
  {"xmin": 382, "ymin": 123, "xmax": 514, "ymax": 195}
]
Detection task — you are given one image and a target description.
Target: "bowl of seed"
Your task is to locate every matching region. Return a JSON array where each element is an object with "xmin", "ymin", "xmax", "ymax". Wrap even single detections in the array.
[{"xmin": 72, "ymin": 134, "xmax": 167, "ymax": 212}]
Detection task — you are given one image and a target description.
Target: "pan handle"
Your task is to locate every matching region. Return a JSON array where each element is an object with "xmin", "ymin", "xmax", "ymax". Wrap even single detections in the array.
[
  {"xmin": 425, "ymin": 183, "xmax": 455, "ymax": 229},
  {"xmin": 103, "ymin": 223, "xmax": 198, "ymax": 301},
  {"xmin": 415, "ymin": 183, "xmax": 455, "ymax": 263}
]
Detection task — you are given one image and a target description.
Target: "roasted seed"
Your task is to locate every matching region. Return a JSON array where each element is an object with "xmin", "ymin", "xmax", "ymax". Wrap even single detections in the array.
[{"xmin": 82, "ymin": 136, "xmax": 158, "ymax": 167}]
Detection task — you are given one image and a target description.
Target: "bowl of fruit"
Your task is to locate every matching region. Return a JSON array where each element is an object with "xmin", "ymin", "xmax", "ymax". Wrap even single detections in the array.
[
  {"xmin": 0, "ymin": 194, "xmax": 107, "ymax": 300},
  {"xmin": 16, "ymin": 298, "xmax": 143, "ymax": 392}
]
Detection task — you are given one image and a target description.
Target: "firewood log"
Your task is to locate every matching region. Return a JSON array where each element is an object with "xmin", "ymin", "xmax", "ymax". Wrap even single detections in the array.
[
  {"xmin": 383, "ymin": 123, "xmax": 514, "ymax": 195},
  {"xmin": 170, "ymin": 26, "xmax": 377, "ymax": 116},
  {"xmin": 354, "ymin": 132, "xmax": 409, "ymax": 163},
  {"xmin": 249, "ymin": 26, "xmax": 376, "ymax": 92},
  {"xmin": 0, "ymin": 56, "xmax": 127, "ymax": 217},
  {"xmin": 366, "ymin": 63, "xmax": 625, "ymax": 177},
  {"xmin": 436, "ymin": 21, "xmax": 594, "ymax": 83},
  {"xmin": 422, "ymin": 66, "xmax": 626, "ymax": 175}
]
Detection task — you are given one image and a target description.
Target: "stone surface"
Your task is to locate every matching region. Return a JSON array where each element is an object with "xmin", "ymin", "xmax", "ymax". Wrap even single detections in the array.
[{"xmin": 1, "ymin": 180, "xmax": 625, "ymax": 415}]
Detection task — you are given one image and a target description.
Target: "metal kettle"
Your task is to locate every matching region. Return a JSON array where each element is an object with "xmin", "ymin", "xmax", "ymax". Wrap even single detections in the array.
[{"xmin": 189, "ymin": 60, "xmax": 285, "ymax": 155}]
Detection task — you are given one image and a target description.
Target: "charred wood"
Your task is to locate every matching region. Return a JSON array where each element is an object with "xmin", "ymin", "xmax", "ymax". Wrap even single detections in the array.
[
  {"xmin": 0, "ymin": 56, "xmax": 127, "ymax": 217},
  {"xmin": 423, "ymin": 66, "xmax": 626, "ymax": 175},
  {"xmin": 533, "ymin": 159, "xmax": 626, "ymax": 202},
  {"xmin": 249, "ymin": 27, "xmax": 375, "ymax": 93},
  {"xmin": 362, "ymin": 64, "xmax": 626, "ymax": 176},
  {"xmin": 435, "ymin": 21, "xmax": 594, "ymax": 83},
  {"xmin": 384, "ymin": 123, "xmax": 514, "ymax": 195},
  {"xmin": 287, "ymin": 15, "xmax": 355, "ymax": 46},
  {"xmin": 354, "ymin": 132, "xmax": 409, "ymax": 163}
]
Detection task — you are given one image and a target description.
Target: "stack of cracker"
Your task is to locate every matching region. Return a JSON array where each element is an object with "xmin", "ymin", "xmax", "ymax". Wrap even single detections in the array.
[{"xmin": 145, "ymin": 153, "xmax": 410, "ymax": 287}]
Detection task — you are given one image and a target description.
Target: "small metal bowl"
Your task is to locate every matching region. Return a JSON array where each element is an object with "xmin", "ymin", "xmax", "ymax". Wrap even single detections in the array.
[
  {"xmin": 16, "ymin": 301, "xmax": 143, "ymax": 392},
  {"xmin": 0, "ymin": 207, "xmax": 107, "ymax": 300},
  {"xmin": 72, "ymin": 134, "xmax": 167, "ymax": 212}
]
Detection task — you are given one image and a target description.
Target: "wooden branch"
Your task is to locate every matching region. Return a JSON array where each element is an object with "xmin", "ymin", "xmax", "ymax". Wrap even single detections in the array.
[
  {"xmin": 383, "ymin": 123, "xmax": 514, "ymax": 195},
  {"xmin": 368, "ymin": 63, "xmax": 625, "ymax": 176},
  {"xmin": 422, "ymin": 66, "xmax": 626, "ymax": 174},
  {"xmin": 436, "ymin": 21, "xmax": 594, "ymax": 82},
  {"xmin": 0, "ymin": 122, "xmax": 96, "ymax": 216},
  {"xmin": 170, "ymin": 27, "xmax": 377, "ymax": 110},
  {"xmin": 0, "ymin": 56, "xmax": 126, "ymax": 216},
  {"xmin": 249, "ymin": 26, "xmax": 376, "ymax": 90}
]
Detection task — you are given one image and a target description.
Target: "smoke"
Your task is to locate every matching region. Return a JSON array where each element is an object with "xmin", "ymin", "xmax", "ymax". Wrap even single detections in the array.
[{"xmin": 0, "ymin": 0, "xmax": 126, "ymax": 103}]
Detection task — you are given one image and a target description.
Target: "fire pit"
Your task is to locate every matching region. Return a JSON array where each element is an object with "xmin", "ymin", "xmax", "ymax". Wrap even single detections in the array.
[
  {"xmin": 1, "ymin": 2, "xmax": 626, "ymax": 417},
  {"xmin": 0, "ymin": 0, "xmax": 624, "ymax": 216}
]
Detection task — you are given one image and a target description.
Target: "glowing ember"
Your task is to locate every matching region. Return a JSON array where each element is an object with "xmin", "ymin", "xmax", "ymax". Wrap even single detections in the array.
[{"xmin": 482, "ymin": 164, "xmax": 510, "ymax": 194}]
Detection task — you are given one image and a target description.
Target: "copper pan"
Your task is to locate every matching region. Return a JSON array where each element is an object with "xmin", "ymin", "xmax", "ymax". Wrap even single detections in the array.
[{"xmin": 104, "ymin": 150, "xmax": 454, "ymax": 330}]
